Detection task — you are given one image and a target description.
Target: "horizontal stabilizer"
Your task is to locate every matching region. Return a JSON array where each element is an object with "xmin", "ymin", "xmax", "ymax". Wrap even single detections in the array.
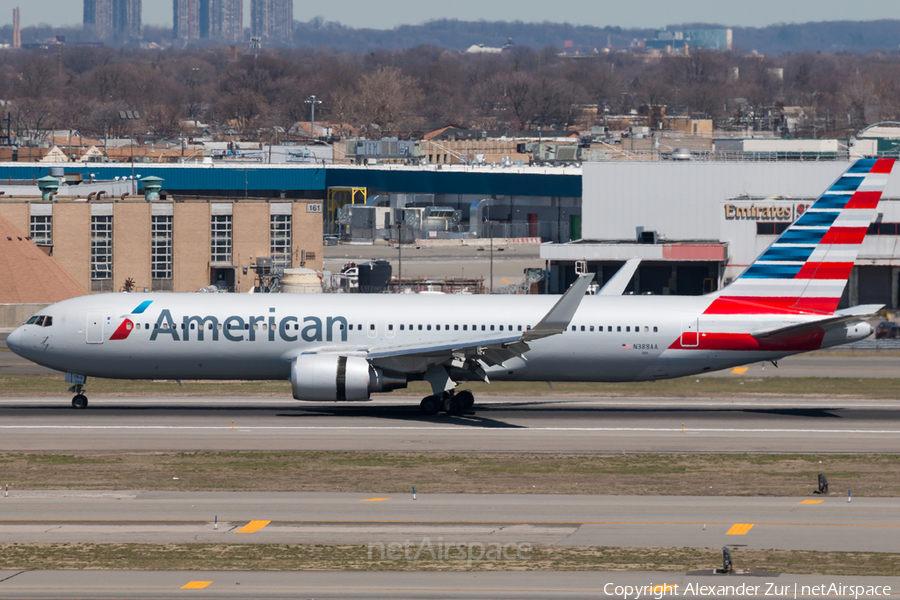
[
  {"xmin": 597, "ymin": 259, "xmax": 640, "ymax": 296},
  {"xmin": 752, "ymin": 304, "xmax": 883, "ymax": 339}
]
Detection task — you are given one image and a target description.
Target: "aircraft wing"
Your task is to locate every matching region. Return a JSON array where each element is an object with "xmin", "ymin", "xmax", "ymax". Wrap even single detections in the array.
[
  {"xmin": 751, "ymin": 304, "xmax": 883, "ymax": 340},
  {"xmin": 364, "ymin": 273, "xmax": 595, "ymax": 373}
]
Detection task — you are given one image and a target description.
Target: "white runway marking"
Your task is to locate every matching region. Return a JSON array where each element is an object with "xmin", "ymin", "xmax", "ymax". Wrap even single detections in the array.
[{"xmin": 0, "ymin": 425, "xmax": 898, "ymax": 434}]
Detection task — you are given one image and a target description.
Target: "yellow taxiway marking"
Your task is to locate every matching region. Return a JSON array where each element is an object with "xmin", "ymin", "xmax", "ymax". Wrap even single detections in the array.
[
  {"xmin": 726, "ymin": 523, "xmax": 755, "ymax": 535},
  {"xmin": 235, "ymin": 520, "xmax": 270, "ymax": 533},
  {"xmin": 731, "ymin": 367, "xmax": 749, "ymax": 374},
  {"xmin": 361, "ymin": 497, "xmax": 391, "ymax": 502},
  {"xmin": 800, "ymin": 500, "xmax": 824, "ymax": 504},
  {"xmin": 181, "ymin": 581, "xmax": 212, "ymax": 589}
]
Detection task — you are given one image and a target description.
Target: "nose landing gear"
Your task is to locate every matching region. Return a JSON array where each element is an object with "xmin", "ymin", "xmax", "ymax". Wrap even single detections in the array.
[{"xmin": 68, "ymin": 384, "xmax": 88, "ymax": 409}]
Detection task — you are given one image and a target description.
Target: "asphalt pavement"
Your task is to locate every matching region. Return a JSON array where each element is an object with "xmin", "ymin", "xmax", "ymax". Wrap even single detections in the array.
[
  {"xmin": 1, "ymin": 395, "xmax": 898, "ymax": 453},
  {"xmin": 1, "ymin": 570, "xmax": 896, "ymax": 600},
  {"xmin": 0, "ymin": 492, "xmax": 896, "ymax": 552}
]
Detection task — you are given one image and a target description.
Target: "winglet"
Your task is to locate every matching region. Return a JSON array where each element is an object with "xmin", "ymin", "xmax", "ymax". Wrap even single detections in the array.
[
  {"xmin": 523, "ymin": 273, "xmax": 594, "ymax": 341},
  {"xmin": 597, "ymin": 259, "xmax": 640, "ymax": 296}
]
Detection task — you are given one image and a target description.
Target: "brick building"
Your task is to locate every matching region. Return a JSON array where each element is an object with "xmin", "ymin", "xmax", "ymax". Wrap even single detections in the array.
[{"xmin": 0, "ymin": 196, "xmax": 323, "ymax": 295}]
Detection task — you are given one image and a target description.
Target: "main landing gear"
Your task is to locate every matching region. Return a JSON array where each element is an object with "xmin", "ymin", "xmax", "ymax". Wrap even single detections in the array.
[
  {"xmin": 420, "ymin": 390, "xmax": 475, "ymax": 416},
  {"xmin": 68, "ymin": 383, "xmax": 88, "ymax": 409}
]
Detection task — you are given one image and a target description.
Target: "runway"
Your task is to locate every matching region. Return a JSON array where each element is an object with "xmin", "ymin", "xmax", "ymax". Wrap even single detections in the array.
[
  {"xmin": 1, "ymin": 395, "xmax": 899, "ymax": 453},
  {"xmin": 1, "ymin": 492, "xmax": 897, "ymax": 552},
  {"xmin": 1, "ymin": 570, "xmax": 896, "ymax": 600}
]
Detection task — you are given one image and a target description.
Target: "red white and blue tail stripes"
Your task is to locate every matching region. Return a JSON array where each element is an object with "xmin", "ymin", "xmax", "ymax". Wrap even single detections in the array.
[{"xmin": 707, "ymin": 158, "xmax": 895, "ymax": 316}]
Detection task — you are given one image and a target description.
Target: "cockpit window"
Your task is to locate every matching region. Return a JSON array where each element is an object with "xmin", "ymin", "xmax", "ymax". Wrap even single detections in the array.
[
  {"xmin": 26, "ymin": 316, "xmax": 38, "ymax": 325},
  {"xmin": 43, "ymin": 316, "xmax": 52, "ymax": 327},
  {"xmin": 35, "ymin": 316, "xmax": 45, "ymax": 326}
]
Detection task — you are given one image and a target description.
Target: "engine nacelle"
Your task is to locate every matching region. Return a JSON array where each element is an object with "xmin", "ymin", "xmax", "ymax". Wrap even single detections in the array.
[{"xmin": 291, "ymin": 355, "xmax": 407, "ymax": 401}]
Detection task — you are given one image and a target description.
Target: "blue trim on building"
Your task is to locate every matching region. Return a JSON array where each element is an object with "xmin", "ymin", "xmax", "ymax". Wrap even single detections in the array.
[{"xmin": 0, "ymin": 163, "xmax": 581, "ymax": 198}]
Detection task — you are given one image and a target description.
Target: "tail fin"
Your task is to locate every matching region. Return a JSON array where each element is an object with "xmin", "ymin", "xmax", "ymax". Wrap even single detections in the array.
[{"xmin": 709, "ymin": 158, "xmax": 895, "ymax": 315}]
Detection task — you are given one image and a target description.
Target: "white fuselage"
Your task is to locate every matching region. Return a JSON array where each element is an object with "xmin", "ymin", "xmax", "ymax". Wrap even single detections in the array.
[{"xmin": 7, "ymin": 291, "xmax": 871, "ymax": 387}]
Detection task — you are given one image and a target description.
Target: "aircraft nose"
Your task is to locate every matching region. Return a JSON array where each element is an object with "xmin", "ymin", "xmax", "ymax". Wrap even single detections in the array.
[{"xmin": 6, "ymin": 327, "xmax": 23, "ymax": 355}]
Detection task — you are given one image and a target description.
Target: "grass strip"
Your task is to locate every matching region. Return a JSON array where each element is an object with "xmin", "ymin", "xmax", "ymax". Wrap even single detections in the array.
[
  {"xmin": 0, "ymin": 543, "xmax": 896, "ymax": 575},
  {"xmin": 4, "ymin": 374, "xmax": 900, "ymax": 398},
  {"xmin": 3, "ymin": 451, "xmax": 900, "ymax": 495}
]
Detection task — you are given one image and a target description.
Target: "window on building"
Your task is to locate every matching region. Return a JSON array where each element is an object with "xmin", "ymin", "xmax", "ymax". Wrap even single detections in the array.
[
  {"xmin": 30, "ymin": 215, "xmax": 52, "ymax": 246},
  {"xmin": 756, "ymin": 222, "xmax": 791, "ymax": 235},
  {"xmin": 868, "ymin": 223, "xmax": 900, "ymax": 235},
  {"xmin": 270, "ymin": 214, "xmax": 292, "ymax": 267},
  {"xmin": 211, "ymin": 215, "xmax": 232, "ymax": 263},
  {"xmin": 91, "ymin": 215, "xmax": 113, "ymax": 283},
  {"xmin": 151, "ymin": 215, "xmax": 173, "ymax": 290}
]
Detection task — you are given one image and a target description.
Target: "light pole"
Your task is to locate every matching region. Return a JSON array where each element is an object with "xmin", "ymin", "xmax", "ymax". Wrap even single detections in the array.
[
  {"xmin": 305, "ymin": 95, "xmax": 322, "ymax": 142},
  {"xmin": 250, "ymin": 37, "xmax": 261, "ymax": 61},
  {"xmin": 485, "ymin": 219, "xmax": 497, "ymax": 294}
]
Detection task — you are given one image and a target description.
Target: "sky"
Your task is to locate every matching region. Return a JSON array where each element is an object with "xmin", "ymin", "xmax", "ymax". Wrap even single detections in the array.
[{"xmin": 2, "ymin": 0, "xmax": 900, "ymax": 30}]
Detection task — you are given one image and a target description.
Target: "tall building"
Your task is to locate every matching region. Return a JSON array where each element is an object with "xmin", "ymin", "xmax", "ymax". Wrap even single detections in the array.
[
  {"xmin": 173, "ymin": 0, "xmax": 201, "ymax": 40},
  {"xmin": 12, "ymin": 7, "xmax": 21, "ymax": 49},
  {"xmin": 251, "ymin": 0, "xmax": 292, "ymax": 42},
  {"xmin": 83, "ymin": 0, "xmax": 141, "ymax": 41},
  {"xmin": 201, "ymin": 0, "xmax": 243, "ymax": 43}
]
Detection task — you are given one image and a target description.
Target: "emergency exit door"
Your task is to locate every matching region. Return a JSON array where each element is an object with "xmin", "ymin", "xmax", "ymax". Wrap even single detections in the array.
[{"xmin": 680, "ymin": 318, "xmax": 699, "ymax": 347}]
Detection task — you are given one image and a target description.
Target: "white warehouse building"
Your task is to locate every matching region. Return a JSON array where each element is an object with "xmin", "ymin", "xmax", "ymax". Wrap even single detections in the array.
[{"xmin": 542, "ymin": 161, "xmax": 900, "ymax": 309}]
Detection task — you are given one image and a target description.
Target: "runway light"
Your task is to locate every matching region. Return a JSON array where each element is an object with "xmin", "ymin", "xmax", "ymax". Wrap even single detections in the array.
[
  {"xmin": 412, "ymin": 486, "xmax": 416, "ymax": 500},
  {"xmin": 848, "ymin": 488, "xmax": 852, "ymax": 503},
  {"xmin": 214, "ymin": 515, "xmax": 218, "ymax": 530}
]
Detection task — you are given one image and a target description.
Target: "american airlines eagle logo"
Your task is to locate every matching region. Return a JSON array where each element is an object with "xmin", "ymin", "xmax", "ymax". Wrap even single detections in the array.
[{"xmin": 108, "ymin": 300, "xmax": 153, "ymax": 341}]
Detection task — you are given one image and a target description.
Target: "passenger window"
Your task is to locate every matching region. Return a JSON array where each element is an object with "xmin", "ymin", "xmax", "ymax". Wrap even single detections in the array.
[
  {"xmin": 608, "ymin": 326, "xmax": 612, "ymax": 332},
  {"xmin": 358, "ymin": 324, "xmax": 362, "ymax": 330},
  {"xmin": 463, "ymin": 325, "xmax": 468, "ymax": 331},
  {"xmin": 135, "ymin": 323, "xmax": 141, "ymax": 330},
  {"xmin": 388, "ymin": 324, "xmax": 394, "ymax": 331},
  {"xmin": 590, "ymin": 326, "xmax": 594, "ymax": 332},
  {"xmin": 190, "ymin": 323, "xmax": 195, "ymax": 330},
  {"xmin": 571, "ymin": 326, "xmax": 576, "ymax": 332},
  {"xmin": 617, "ymin": 326, "xmax": 621, "ymax": 332},
  {"xmin": 634, "ymin": 325, "xmax": 639, "ymax": 331},
  {"xmin": 253, "ymin": 324, "xmax": 259, "ymax": 330},
  {"xmin": 581, "ymin": 326, "xmax": 585, "ymax": 331},
  {"xmin": 653, "ymin": 326, "xmax": 658, "ymax": 332},
  {"xmin": 644, "ymin": 326, "xmax": 649, "ymax": 332},
  {"xmin": 490, "ymin": 325, "xmax": 495, "ymax": 331},
  {"xmin": 418, "ymin": 325, "xmax": 423, "ymax": 331},
  {"xmin": 244, "ymin": 323, "xmax": 249, "ymax": 330},
  {"xmin": 349, "ymin": 324, "xmax": 353, "ymax": 330},
  {"xmin": 26, "ymin": 316, "xmax": 38, "ymax": 325},
  {"xmin": 445, "ymin": 325, "xmax": 449, "ymax": 330},
  {"xmin": 369, "ymin": 324, "xmax": 375, "ymax": 331},
  {"xmin": 518, "ymin": 325, "xmax": 522, "ymax": 331},
  {"xmin": 454, "ymin": 325, "xmax": 459, "ymax": 331},
  {"xmin": 499, "ymin": 325, "xmax": 504, "ymax": 331},
  {"xmin": 427, "ymin": 325, "xmax": 432, "ymax": 331},
  {"xmin": 481, "ymin": 325, "xmax": 486, "ymax": 331},
  {"xmin": 626, "ymin": 326, "xmax": 630, "ymax": 332},
  {"xmin": 400, "ymin": 324, "xmax": 404, "ymax": 331},
  {"xmin": 217, "ymin": 324, "xmax": 222, "ymax": 330},
  {"xmin": 436, "ymin": 325, "xmax": 441, "ymax": 331}
]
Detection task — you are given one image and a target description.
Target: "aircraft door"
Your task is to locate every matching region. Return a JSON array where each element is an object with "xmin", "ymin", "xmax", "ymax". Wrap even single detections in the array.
[
  {"xmin": 86, "ymin": 312, "xmax": 104, "ymax": 344},
  {"xmin": 680, "ymin": 318, "xmax": 699, "ymax": 348}
]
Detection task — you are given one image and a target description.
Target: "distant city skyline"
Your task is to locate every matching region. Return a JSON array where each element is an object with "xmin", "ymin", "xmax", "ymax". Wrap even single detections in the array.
[{"xmin": 1, "ymin": 0, "xmax": 900, "ymax": 30}]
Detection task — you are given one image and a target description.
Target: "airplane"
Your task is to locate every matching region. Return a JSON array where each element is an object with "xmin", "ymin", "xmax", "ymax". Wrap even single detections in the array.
[{"xmin": 6, "ymin": 158, "xmax": 894, "ymax": 414}]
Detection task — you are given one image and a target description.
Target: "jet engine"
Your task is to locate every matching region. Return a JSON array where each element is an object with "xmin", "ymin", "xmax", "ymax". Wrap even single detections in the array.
[{"xmin": 290, "ymin": 355, "xmax": 407, "ymax": 401}]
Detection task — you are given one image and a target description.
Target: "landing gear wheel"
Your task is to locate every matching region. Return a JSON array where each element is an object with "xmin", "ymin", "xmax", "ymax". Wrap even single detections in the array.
[
  {"xmin": 442, "ymin": 395, "xmax": 463, "ymax": 416},
  {"xmin": 72, "ymin": 394, "xmax": 88, "ymax": 409},
  {"xmin": 420, "ymin": 396, "xmax": 441, "ymax": 416},
  {"xmin": 456, "ymin": 390, "xmax": 475, "ymax": 411}
]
